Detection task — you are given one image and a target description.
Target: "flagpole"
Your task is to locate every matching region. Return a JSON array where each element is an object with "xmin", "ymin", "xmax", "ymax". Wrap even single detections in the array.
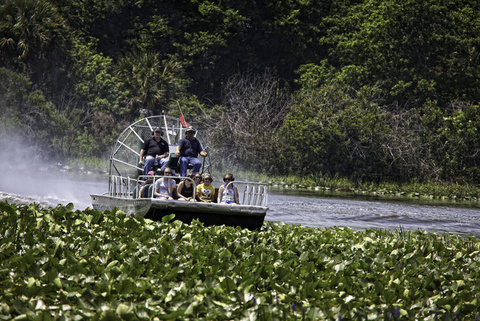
[
  {"xmin": 177, "ymin": 101, "xmax": 186, "ymax": 126},
  {"xmin": 176, "ymin": 101, "xmax": 184, "ymax": 117},
  {"xmin": 177, "ymin": 101, "xmax": 190, "ymax": 128}
]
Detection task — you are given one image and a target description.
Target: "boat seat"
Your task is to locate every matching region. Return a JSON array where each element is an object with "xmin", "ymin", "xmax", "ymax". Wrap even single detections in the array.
[
  {"xmin": 168, "ymin": 155, "xmax": 179, "ymax": 171},
  {"xmin": 132, "ymin": 186, "xmax": 138, "ymax": 199},
  {"xmin": 139, "ymin": 184, "xmax": 153, "ymax": 198},
  {"xmin": 147, "ymin": 184, "xmax": 154, "ymax": 198},
  {"xmin": 168, "ymin": 154, "xmax": 195, "ymax": 174}
]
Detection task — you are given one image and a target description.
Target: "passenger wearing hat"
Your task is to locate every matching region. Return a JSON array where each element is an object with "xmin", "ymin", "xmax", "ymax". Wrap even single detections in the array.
[
  {"xmin": 175, "ymin": 126, "xmax": 207, "ymax": 177},
  {"xmin": 138, "ymin": 127, "xmax": 169, "ymax": 176}
]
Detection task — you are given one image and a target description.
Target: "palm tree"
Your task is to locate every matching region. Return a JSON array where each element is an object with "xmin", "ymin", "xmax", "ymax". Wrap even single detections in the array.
[
  {"xmin": 115, "ymin": 50, "xmax": 183, "ymax": 115},
  {"xmin": 0, "ymin": 0, "xmax": 67, "ymax": 64}
]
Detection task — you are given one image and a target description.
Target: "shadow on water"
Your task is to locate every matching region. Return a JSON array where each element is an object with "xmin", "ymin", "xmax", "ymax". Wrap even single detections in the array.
[{"xmin": 267, "ymin": 187, "xmax": 480, "ymax": 237}]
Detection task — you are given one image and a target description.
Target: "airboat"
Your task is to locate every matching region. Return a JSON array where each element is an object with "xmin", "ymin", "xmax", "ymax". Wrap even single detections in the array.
[{"xmin": 90, "ymin": 114, "xmax": 268, "ymax": 230}]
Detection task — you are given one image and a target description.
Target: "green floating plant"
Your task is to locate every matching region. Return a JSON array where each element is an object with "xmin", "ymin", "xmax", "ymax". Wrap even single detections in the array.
[{"xmin": 0, "ymin": 201, "xmax": 479, "ymax": 320}]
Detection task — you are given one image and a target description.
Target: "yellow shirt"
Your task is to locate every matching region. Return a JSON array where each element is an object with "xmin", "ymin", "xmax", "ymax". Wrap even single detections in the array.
[{"xmin": 197, "ymin": 184, "xmax": 215, "ymax": 201}]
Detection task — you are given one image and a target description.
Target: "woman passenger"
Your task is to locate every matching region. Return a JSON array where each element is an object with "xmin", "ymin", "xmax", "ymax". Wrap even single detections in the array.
[
  {"xmin": 154, "ymin": 167, "xmax": 176, "ymax": 200},
  {"xmin": 196, "ymin": 173, "xmax": 215, "ymax": 203},
  {"xmin": 217, "ymin": 173, "xmax": 239, "ymax": 204},
  {"xmin": 177, "ymin": 172, "xmax": 199, "ymax": 201}
]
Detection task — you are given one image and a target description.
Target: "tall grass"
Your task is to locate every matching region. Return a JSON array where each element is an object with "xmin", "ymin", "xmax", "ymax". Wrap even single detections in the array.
[{"xmin": 66, "ymin": 157, "xmax": 109, "ymax": 173}]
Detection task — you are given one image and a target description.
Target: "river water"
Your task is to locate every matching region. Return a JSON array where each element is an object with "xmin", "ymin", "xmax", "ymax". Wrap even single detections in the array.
[
  {"xmin": 1, "ymin": 171, "xmax": 480, "ymax": 238},
  {"xmin": 267, "ymin": 188, "xmax": 480, "ymax": 237}
]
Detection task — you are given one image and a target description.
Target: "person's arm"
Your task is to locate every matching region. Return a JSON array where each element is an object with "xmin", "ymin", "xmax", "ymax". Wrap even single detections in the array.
[
  {"xmin": 195, "ymin": 187, "xmax": 201, "ymax": 201},
  {"xmin": 156, "ymin": 153, "xmax": 169, "ymax": 161},
  {"xmin": 234, "ymin": 186, "xmax": 240, "ymax": 204},
  {"xmin": 210, "ymin": 186, "xmax": 215, "ymax": 202},
  {"xmin": 139, "ymin": 149, "xmax": 146, "ymax": 165},
  {"xmin": 217, "ymin": 185, "xmax": 224, "ymax": 203},
  {"xmin": 177, "ymin": 182, "xmax": 186, "ymax": 200},
  {"xmin": 168, "ymin": 179, "xmax": 175, "ymax": 196},
  {"xmin": 175, "ymin": 139, "xmax": 183, "ymax": 157},
  {"xmin": 195, "ymin": 185, "xmax": 201, "ymax": 201},
  {"xmin": 175, "ymin": 145, "xmax": 181, "ymax": 157},
  {"xmin": 198, "ymin": 141, "xmax": 207, "ymax": 157},
  {"xmin": 158, "ymin": 143, "xmax": 169, "ymax": 160}
]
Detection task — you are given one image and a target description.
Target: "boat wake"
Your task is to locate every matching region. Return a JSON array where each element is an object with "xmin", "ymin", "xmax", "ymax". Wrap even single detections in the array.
[
  {"xmin": 0, "ymin": 169, "xmax": 105, "ymax": 211},
  {"xmin": 0, "ymin": 191, "xmax": 52, "ymax": 208}
]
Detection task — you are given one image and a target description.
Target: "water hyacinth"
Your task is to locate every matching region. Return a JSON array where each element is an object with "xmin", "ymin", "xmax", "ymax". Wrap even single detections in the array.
[{"xmin": 1, "ymin": 201, "xmax": 480, "ymax": 320}]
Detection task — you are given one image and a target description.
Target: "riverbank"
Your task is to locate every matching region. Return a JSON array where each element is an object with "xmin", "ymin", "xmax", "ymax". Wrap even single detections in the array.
[
  {"xmin": 63, "ymin": 157, "xmax": 109, "ymax": 175},
  {"xmin": 66, "ymin": 157, "xmax": 480, "ymax": 202},
  {"xmin": 235, "ymin": 170, "xmax": 480, "ymax": 203}
]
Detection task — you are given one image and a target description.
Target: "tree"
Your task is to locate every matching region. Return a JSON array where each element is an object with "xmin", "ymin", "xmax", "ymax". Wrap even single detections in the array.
[
  {"xmin": 209, "ymin": 69, "xmax": 291, "ymax": 172},
  {"xmin": 49, "ymin": 39, "xmax": 127, "ymax": 158},
  {"xmin": 0, "ymin": 67, "xmax": 67, "ymax": 159},
  {"xmin": 117, "ymin": 0, "xmax": 331, "ymax": 102},
  {"xmin": 115, "ymin": 50, "xmax": 183, "ymax": 115},
  {"xmin": 0, "ymin": 0, "xmax": 68, "ymax": 69},
  {"xmin": 420, "ymin": 101, "xmax": 480, "ymax": 183},
  {"xmin": 321, "ymin": 0, "xmax": 480, "ymax": 107},
  {"xmin": 280, "ymin": 82, "xmax": 395, "ymax": 180}
]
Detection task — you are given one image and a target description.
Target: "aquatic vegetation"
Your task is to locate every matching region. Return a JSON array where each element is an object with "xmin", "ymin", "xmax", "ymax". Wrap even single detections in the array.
[{"xmin": 1, "ymin": 201, "xmax": 479, "ymax": 320}]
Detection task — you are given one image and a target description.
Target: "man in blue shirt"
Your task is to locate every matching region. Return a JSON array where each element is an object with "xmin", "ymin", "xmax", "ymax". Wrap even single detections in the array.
[{"xmin": 175, "ymin": 126, "xmax": 207, "ymax": 177}]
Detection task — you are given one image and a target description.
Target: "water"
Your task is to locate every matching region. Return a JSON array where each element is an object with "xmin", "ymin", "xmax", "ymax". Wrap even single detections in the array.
[
  {"xmin": 1, "ymin": 172, "xmax": 480, "ymax": 237},
  {"xmin": 0, "ymin": 170, "xmax": 106, "ymax": 210},
  {"xmin": 267, "ymin": 188, "xmax": 480, "ymax": 237}
]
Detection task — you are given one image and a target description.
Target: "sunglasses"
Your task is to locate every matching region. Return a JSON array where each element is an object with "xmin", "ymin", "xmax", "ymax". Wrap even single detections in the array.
[
  {"xmin": 155, "ymin": 131, "xmax": 162, "ymax": 134},
  {"xmin": 194, "ymin": 176, "xmax": 202, "ymax": 179},
  {"xmin": 223, "ymin": 177, "xmax": 232, "ymax": 181},
  {"xmin": 164, "ymin": 172, "xmax": 172, "ymax": 174},
  {"xmin": 204, "ymin": 178, "xmax": 212, "ymax": 181}
]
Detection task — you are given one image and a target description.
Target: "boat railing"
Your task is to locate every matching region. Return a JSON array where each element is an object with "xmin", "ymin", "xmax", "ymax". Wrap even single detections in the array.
[
  {"xmin": 108, "ymin": 175, "xmax": 268, "ymax": 207},
  {"xmin": 108, "ymin": 174, "xmax": 195, "ymax": 199},
  {"xmin": 108, "ymin": 175, "xmax": 140, "ymax": 198},
  {"xmin": 224, "ymin": 181, "xmax": 268, "ymax": 207},
  {"xmin": 141, "ymin": 175, "xmax": 197, "ymax": 199}
]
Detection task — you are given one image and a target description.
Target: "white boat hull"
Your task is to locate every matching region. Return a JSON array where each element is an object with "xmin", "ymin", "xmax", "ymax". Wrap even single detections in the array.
[{"xmin": 91, "ymin": 194, "xmax": 267, "ymax": 230}]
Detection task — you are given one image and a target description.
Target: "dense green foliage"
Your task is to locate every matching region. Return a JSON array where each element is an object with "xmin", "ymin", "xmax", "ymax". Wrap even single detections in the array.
[
  {"xmin": 1, "ymin": 201, "xmax": 480, "ymax": 320},
  {"xmin": 321, "ymin": 0, "xmax": 480, "ymax": 106},
  {"xmin": 1, "ymin": 0, "xmax": 480, "ymax": 185}
]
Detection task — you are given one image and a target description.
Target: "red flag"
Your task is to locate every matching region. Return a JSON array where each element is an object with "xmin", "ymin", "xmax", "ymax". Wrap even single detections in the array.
[{"xmin": 180, "ymin": 113, "xmax": 190, "ymax": 127}]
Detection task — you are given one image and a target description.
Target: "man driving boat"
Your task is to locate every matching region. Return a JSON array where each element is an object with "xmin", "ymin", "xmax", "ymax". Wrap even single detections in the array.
[{"xmin": 175, "ymin": 126, "xmax": 207, "ymax": 177}]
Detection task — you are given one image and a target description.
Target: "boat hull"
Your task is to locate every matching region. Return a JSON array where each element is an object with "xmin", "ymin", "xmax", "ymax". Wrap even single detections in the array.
[{"xmin": 91, "ymin": 194, "xmax": 267, "ymax": 230}]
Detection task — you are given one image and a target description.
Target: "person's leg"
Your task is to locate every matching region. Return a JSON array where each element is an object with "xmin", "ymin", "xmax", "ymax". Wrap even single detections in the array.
[
  {"xmin": 189, "ymin": 157, "xmax": 202, "ymax": 173},
  {"xmin": 160, "ymin": 158, "xmax": 169, "ymax": 170},
  {"xmin": 144, "ymin": 156, "xmax": 155, "ymax": 175},
  {"xmin": 179, "ymin": 157, "xmax": 189, "ymax": 177}
]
